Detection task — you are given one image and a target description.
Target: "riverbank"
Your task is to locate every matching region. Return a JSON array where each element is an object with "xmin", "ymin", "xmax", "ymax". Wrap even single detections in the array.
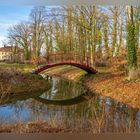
[
  {"xmin": 0, "ymin": 64, "xmax": 139, "ymax": 133},
  {"xmin": 44, "ymin": 65, "xmax": 140, "ymax": 109},
  {"xmin": 0, "ymin": 120, "xmax": 72, "ymax": 133},
  {"xmin": 0, "ymin": 63, "xmax": 50, "ymax": 96},
  {"xmin": 0, "ymin": 118, "xmax": 91, "ymax": 133},
  {"xmin": 0, "ymin": 117, "xmax": 139, "ymax": 133}
]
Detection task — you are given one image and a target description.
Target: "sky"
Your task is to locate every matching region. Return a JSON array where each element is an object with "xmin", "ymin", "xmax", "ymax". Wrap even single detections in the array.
[{"xmin": 0, "ymin": 6, "xmax": 33, "ymax": 46}]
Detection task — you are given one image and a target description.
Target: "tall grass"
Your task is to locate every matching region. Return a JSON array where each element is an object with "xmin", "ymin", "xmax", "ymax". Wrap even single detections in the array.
[
  {"xmin": 0, "ymin": 83, "xmax": 11, "ymax": 104},
  {"xmin": 0, "ymin": 114, "xmax": 139, "ymax": 133}
]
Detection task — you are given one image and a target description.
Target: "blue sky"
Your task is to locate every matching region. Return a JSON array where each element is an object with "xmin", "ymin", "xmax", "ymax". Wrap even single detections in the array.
[{"xmin": 0, "ymin": 6, "xmax": 33, "ymax": 46}]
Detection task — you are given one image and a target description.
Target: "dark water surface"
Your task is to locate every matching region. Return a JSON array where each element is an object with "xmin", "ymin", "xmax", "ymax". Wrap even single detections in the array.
[{"xmin": 0, "ymin": 74, "xmax": 140, "ymax": 132}]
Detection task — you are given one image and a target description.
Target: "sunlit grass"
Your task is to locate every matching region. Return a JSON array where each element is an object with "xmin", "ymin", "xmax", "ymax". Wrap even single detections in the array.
[{"xmin": 0, "ymin": 63, "xmax": 36, "ymax": 73}]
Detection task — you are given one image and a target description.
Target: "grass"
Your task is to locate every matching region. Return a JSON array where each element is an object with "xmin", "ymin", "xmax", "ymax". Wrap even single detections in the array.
[
  {"xmin": 0, "ymin": 63, "xmax": 36, "ymax": 73},
  {"xmin": 0, "ymin": 120, "xmax": 70, "ymax": 133}
]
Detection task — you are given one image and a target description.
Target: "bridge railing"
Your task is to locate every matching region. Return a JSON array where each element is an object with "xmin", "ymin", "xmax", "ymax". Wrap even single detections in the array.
[{"xmin": 45, "ymin": 52, "xmax": 92, "ymax": 67}]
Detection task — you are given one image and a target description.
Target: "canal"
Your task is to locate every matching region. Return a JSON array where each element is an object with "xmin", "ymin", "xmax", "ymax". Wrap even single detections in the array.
[{"xmin": 0, "ymin": 74, "xmax": 139, "ymax": 133}]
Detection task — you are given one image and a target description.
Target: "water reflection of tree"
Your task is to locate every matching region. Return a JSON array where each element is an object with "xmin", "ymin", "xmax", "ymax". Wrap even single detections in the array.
[
  {"xmin": 0, "ymin": 75, "xmax": 139, "ymax": 133},
  {"xmin": 22, "ymin": 95, "xmax": 140, "ymax": 133},
  {"xmin": 43, "ymin": 75, "xmax": 86, "ymax": 100},
  {"xmin": 89, "ymin": 96, "xmax": 140, "ymax": 133},
  {"xmin": 0, "ymin": 93, "xmax": 139, "ymax": 133}
]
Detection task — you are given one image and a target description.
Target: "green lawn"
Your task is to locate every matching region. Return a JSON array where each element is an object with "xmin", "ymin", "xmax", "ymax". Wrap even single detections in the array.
[{"xmin": 0, "ymin": 63, "xmax": 36, "ymax": 72}]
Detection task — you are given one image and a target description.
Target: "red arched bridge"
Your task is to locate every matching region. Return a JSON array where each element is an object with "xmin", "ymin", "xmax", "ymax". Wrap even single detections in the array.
[{"xmin": 32, "ymin": 52, "xmax": 97, "ymax": 74}]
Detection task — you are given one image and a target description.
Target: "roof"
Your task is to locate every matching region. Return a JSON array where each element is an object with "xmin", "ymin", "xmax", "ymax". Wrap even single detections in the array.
[
  {"xmin": 0, "ymin": 46, "xmax": 24, "ymax": 52},
  {"xmin": 0, "ymin": 46, "xmax": 12, "ymax": 52}
]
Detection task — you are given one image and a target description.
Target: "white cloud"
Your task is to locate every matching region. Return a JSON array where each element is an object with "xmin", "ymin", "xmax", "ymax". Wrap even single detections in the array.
[
  {"xmin": 0, "ymin": 23, "xmax": 12, "ymax": 29},
  {"xmin": 0, "ymin": 35, "xmax": 7, "ymax": 46},
  {"xmin": 0, "ymin": 6, "xmax": 32, "ymax": 46},
  {"xmin": 0, "ymin": 23, "xmax": 12, "ymax": 45},
  {"xmin": 0, "ymin": 20, "xmax": 20, "ymax": 46}
]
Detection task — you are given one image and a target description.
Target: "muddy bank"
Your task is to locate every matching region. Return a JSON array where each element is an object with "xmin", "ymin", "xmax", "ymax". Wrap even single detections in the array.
[{"xmin": 44, "ymin": 66, "xmax": 140, "ymax": 109}]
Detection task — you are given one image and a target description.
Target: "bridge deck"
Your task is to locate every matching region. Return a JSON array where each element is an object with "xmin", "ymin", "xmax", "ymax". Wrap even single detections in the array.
[
  {"xmin": 32, "ymin": 52, "xmax": 97, "ymax": 74},
  {"xmin": 32, "ymin": 62, "xmax": 97, "ymax": 74}
]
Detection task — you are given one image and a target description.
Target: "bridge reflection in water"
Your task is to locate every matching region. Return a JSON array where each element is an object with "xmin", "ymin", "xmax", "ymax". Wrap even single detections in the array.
[{"xmin": 0, "ymin": 75, "xmax": 139, "ymax": 133}]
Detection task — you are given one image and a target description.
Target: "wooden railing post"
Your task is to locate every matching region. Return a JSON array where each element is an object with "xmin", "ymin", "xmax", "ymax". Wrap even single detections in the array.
[
  {"xmin": 61, "ymin": 53, "xmax": 63, "ymax": 62},
  {"xmin": 54, "ymin": 54, "xmax": 56, "ymax": 63},
  {"xmin": 87, "ymin": 56, "xmax": 89, "ymax": 67}
]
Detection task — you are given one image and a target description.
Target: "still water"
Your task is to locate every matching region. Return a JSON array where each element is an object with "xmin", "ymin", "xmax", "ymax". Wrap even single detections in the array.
[{"xmin": 0, "ymin": 74, "xmax": 140, "ymax": 132}]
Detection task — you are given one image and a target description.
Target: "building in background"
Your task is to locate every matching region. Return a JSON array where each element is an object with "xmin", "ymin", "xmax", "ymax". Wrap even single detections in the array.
[
  {"xmin": 0, "ymin": 46, "xmax": 24, "ymax": 63},
  {"xmin": 0, "ymin": 46, "xmax": 12, "ymax": 62}
]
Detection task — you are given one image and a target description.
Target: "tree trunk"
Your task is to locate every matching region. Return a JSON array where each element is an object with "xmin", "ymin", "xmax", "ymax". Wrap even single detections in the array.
[{"xmin": 126, "ymin": 6, "xmax": 139, "ymax": 80}]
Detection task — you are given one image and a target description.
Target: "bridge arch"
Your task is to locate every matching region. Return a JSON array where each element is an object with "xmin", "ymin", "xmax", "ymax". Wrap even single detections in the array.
[
  {"xmin": 32, "ymin": 62, "xmax": 97, "ymax": 74},
  {"xmin": 32, "ymin": 52, "xmax": 97, "ymax": 74}
]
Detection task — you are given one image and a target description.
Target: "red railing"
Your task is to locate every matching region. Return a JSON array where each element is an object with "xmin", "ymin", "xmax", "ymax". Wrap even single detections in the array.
[{"xmin": 44, "ymin": 52, "xmax": 92, "ymax": 67}]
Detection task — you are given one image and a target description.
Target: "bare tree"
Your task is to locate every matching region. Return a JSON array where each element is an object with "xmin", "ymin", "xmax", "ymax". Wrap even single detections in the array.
[
  {"xmin": 8, "ymin": 22, "xmax": 31, "ymax": 60},
  {"xmin": 30, "ymin": 6, "xmax": 47, "ymax": 64}
]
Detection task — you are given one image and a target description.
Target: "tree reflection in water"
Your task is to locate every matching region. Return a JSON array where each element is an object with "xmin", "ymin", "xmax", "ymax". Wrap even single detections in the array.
[{"xmin": 0, "ymin": 75, "xmax": 139, "ymax": 133}]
